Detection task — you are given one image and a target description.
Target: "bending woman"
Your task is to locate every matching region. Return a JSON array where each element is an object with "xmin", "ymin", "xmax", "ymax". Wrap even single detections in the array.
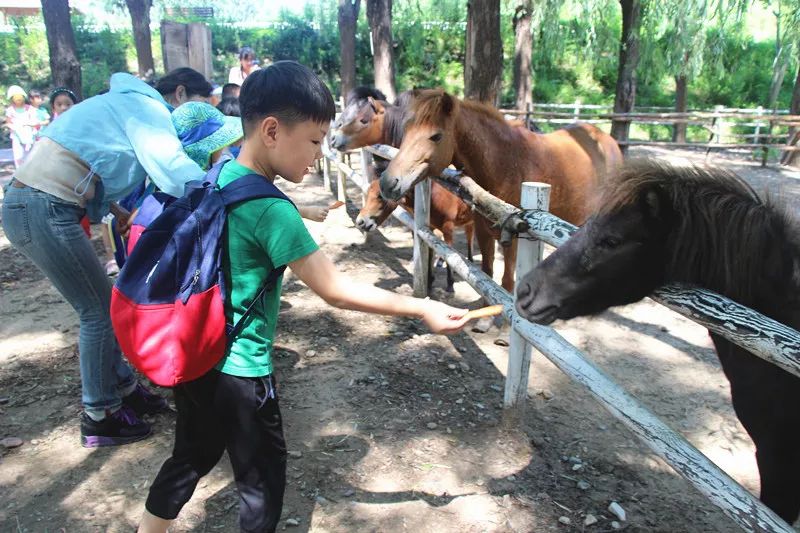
[{"xmin": 2, "ymin": 69, "xmax": 209, "ymax": 448}]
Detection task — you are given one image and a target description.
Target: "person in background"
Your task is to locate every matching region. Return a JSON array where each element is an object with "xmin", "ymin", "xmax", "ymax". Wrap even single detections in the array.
[
  {"xmin": 4, "ymin": 85, "xmax": 36, "ymax": 168},
  {"xmin": 222, "ymin": 83, "xmax": 240, "ymax": 99},
  {"xmin": 173, "ymin": 101, "xmax": 243, "ymax": 171},
  {"xmin": 28, "ymin": 90, "xmax": 50, "ymax": 136},
  {"xmin": 217, "ymin": 96, "xmax": 240, "ymax": 119},
  {"xmin": 2, "ymin": 72, "xmax": 208, "ymax": 448},
  {"xmin": 228, "ymin": 46, "xmax": 259, "ymax": 86},
  {"xmin": 209, "ymin": 84, "xmax": 223, "ymax": 107},
  {"xmin": 156, "ymin": 67, "xmax": 213, "ymax": 108},
  {"xmin": 50, "ymin": 87, "xmax": 78, "ymax": 120}
]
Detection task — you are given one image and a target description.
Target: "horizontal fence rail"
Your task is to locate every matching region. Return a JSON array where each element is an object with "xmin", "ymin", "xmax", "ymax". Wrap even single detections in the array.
[
  {"xmin": 320, "ymin": 144, "xmax": 794, "ymax": 532},
  {"xmin": 497, "ymin": 104, "xmax": 800, "ymax": 158}
]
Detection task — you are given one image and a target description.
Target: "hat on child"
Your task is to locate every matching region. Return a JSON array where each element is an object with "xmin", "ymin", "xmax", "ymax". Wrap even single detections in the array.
[
  {"xmin": 7, "ymin": 85, "xmax": 27, "ymax": 99},
  {"xmin": 172, "ymin": 101, "xmax": 243, "ymax": 169}
]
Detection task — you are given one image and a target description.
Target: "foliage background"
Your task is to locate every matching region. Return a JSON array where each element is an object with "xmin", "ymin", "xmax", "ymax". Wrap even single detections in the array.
[{"xmin": 0, "ymin": 0, "xmax": 796, "ymax": 111}]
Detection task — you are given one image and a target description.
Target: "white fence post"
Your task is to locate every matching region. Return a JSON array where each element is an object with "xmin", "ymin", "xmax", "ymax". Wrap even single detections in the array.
[
  {"xmin": 413, "ymin": 179, "xmax": 432, "ymax": 298},
  {"xmin": 323, "ymin": 152, "xmax": 332, "ymax": 192},
  {"xmin": 573, "ymin": 98, "xmax": 581, "ymax": 123},
  {"xmin": 504, "ymin": 182, "xmax": 551, "ymax": 419}
]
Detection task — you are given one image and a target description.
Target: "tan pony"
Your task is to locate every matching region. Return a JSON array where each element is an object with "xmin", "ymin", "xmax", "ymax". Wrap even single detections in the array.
[{"xmin": 380, "ymin": 89, "xmax": 623, "ymax": 293}]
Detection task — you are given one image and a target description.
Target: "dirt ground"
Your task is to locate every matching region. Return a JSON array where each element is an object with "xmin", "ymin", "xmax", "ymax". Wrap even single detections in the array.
[{"xmin": 2, "ymin": 148, "xmax": 799, "ymax": 533}]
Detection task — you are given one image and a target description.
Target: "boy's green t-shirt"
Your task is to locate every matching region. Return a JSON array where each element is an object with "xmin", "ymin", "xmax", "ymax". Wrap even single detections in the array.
[{"xmin": 215, "ymin": 160, "xmax": 319, "ymax": 377}]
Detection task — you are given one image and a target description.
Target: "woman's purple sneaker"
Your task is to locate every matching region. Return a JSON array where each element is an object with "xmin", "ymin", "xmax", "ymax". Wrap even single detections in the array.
[
  {"xmin": 123, "ymin": 383, "xmax": 171, "ymax": 416},
  {"xmin": 80, "ymin": 405, "xmax": 151, "ymax": 448}
]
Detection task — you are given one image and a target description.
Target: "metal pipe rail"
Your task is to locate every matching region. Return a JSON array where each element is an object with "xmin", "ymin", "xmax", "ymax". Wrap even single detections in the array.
[{"xmin": 320, "ymin": 147, "xmax": 794, "ymax": 532}]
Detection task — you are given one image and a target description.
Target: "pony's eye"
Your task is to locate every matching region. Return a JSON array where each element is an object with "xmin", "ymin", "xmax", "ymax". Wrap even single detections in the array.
[
  {"xmin": 360, "ymin": 118, "xmax": 369, "ymax": 125},
  {"xmin": 599, "ymin": 236, "xmax": 621, "ymax": 249},
  {"xmin": 429, "ymin": 133, "xmax": 443, "ymax": 143}
]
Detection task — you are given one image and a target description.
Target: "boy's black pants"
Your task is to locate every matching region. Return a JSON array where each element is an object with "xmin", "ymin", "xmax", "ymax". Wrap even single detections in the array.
[{"xmin": 146, "ymin": 370, "xmax": 286, "ymax": 533}]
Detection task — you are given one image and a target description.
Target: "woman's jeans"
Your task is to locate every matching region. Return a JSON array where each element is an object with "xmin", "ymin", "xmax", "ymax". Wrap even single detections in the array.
[{"xmin": 2, "ymin": 181, "xmax": 136, "ymax": 418}]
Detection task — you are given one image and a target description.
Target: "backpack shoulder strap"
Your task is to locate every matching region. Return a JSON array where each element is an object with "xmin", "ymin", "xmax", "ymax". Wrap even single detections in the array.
[
  {"xmin": 220, "ymin": 174, "xmax": 296, "ymax": 340},
  {"xmin": 219, "ymin": 174, "xmax": 294, "ymax": 208}
]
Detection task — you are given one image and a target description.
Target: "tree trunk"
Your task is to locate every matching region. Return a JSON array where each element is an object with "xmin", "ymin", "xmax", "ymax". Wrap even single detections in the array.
[
  {"xmin": 610, "ymin": 0, "xmax": 641, "ymax": 152},
  {"xmin": 464, "ymin": 0, "xmax": 503, "ymax": 105},
  {"xmin": 512, "ymin": 0, "xmax": 533, "ymax": 111},
  {"xmin": 338, "ymin": 0, "xmax": 361, "ymax": 101},
  {"xmin": 125, "ymin": 0, "xmax": 155, "ymax": 80},
  {"xmin": 41, "ymin": 0, "xmax": 82, "ymax": 100},
  {"xmin": 672, "ymin": 73, "xmax": 688, "ymax": 143},
  {"xmin": 366, "ymin": 0, "xmax": 396, "ymax": 102},
  {"xmin": 781, "ymin": 54, "xmax": 800, "ymax": 167}
]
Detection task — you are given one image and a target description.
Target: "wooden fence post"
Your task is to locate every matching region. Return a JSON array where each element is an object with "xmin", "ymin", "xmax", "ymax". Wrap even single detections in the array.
[
  {"xmin": 412, "ymin": 179, "xmax": 432, "ymax": 298},
  {"xmin": 504, "ymin": 182, "xmax": 551, "ymax": 421}
]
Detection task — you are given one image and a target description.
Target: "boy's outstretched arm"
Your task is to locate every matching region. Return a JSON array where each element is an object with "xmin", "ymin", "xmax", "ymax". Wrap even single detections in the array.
[{"xmin": 289, "ymin": 249, "xmax": 469, "ymax": 334}]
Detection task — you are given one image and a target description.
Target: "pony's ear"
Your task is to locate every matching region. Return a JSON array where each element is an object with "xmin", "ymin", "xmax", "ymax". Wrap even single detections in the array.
[
  {"xmin": 369, "ymin": 97, "xmax": 385, "ymax": 115},
  {"xmin": 441, "ymin": 93, "xmax": 456, "ymax": 117}
]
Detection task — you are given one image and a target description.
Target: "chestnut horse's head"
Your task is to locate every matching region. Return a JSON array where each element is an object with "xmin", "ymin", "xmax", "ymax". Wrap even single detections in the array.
[
  {"xmin": 380, "ymin": 90, "xmax": 459, "ymax": 201},
  {"xmin": 356, "ymin": 180, "xmax": 399, "ymax": 232},
  {"xmin": 516, "ymin": 161, "xmax": 677, "ymax": 325},
  {"xmin": 331, "ymin": 87, "xmax": 387, "ymax": 151}
]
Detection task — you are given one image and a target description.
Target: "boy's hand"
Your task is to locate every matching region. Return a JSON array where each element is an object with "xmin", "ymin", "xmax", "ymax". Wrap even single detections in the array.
[
  {"xmin": 110, "ymin": 203, "xmax": 133, "ymax": 238},
  {"xmin": 420, "ymin": 300, "xmax": 469, "ymax": 335},
  {"xmin": 303, "ymin": 205, "xmax": 330, "ymax": 222}
]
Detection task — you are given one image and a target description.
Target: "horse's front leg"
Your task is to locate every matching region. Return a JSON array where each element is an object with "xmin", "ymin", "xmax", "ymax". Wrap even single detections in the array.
[
  {"xmin": 472, "ymin": 216, "xmax": 496, "ymax": 332},
  {"xmin": 442, "ymin": 222, "xmax": 456, "ymax": 293},
  {"xmin": 501, "ymin": 237, "xmax": 517, "ymax": 293}
]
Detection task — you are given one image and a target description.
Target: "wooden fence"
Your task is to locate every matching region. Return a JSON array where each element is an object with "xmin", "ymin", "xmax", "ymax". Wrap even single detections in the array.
[
  {"xmin": 321, "ymin": 141, "xmax": 800, "ymax": 532},
  {"xmin": 500, "ymin": 102, "xmax": 800, "ymax": 164}
]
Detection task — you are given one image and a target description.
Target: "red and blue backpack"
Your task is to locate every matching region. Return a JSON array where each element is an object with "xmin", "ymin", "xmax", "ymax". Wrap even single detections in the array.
[{"xmin": 111, "ymin": 162, "xmax": 292, "ymax": 387}]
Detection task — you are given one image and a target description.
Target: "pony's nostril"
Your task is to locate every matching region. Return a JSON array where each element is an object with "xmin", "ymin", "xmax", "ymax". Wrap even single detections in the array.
[{"xmin": 516, "ymin": 280, "xmax": 532, "ymax": 302}]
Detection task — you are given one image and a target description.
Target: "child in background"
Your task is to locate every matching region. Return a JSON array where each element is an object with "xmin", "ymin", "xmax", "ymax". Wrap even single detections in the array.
[
  {"xmin": 49, "ymin": 87, "xmax": 78, "ymax": 120},
  {"xmin": 28, "ymin": 90, "xmax": 50, "ymax": 137},
  {"xmin": 5, "ymin": 85, "xmax": 36, "ymax": 168},
  {"xmin": 138, "ymin": 60, "xmax": 468, "ymax": 533}
]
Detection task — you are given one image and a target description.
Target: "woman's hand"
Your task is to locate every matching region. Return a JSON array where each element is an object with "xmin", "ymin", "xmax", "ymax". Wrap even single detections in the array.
[{"xmin": 110, "ymin": 202, "xmax": 133, "ymax": 238}]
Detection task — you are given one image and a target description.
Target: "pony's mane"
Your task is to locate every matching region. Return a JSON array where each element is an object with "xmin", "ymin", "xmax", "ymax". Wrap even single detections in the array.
[
  {"xmin": 346, "ymin": 86, "xmax": 387, "ymax": 106},
  {"xmin": 410, "ymin": 89, "xmax": 507, "ymax": 127},
  {"xmin": 599, "ymin": 159, "xmax": 799, "ymax": 304}
]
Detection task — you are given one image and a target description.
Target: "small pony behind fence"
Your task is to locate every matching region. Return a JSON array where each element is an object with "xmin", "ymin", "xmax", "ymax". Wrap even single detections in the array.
[
  {"xmin": 356, "ymin": 179, "xmax": 474, "ymax": 293},
  {"xmin": 516, "ymin": 159, "xmax": 800, "ymax": 524}
]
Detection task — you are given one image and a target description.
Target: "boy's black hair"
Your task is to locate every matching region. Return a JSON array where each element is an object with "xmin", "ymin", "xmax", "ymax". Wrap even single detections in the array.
[
  {"xmin": 222, "ymin": 83, "xmax": 240, "ymax": 98},
  {"xmin": 155, "ymin": 67, "xmax": 213, "ymax": 98},
  {"xmin": 217, "ymin": 96, "xmax": 240, "ymax": 117},
  {"xmin": 29, "ymin": 89, "xmax": 42, "ymax": 99},
  {"xmin": 239, "ymin": 61, "xmax": 335, "ymax": 135}
]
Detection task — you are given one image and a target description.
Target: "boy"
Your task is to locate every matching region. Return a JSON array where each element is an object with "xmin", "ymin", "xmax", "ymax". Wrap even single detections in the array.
[{"xmin": 138, "ymin": 61, "xmax": 468, "ymax": 533}]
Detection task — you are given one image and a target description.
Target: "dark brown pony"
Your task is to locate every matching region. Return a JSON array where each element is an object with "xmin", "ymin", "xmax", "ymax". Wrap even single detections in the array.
[
  {"xmin": 516, "ymin": 159, "xmax": 800, "ymax": 523},
  {"xmin": 380, "ymin": 89, "xmax": 623, "ymax": 292},
  {"xmin": 356, "ymin": 179, "xmax": 474, "ymax": 292}
]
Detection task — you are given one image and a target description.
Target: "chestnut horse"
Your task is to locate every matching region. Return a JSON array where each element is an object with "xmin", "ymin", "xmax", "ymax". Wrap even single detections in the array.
[
  {"xmin": 516, "ymin": 160, "xmax": 800, "ymax": 523},
  {"xmin": 380, "ymin": 89, "xmax": 623, "ymax": 293},
  {"xmin": 356, "ymin": 179, "xmax": 474, "ymax": 292}
]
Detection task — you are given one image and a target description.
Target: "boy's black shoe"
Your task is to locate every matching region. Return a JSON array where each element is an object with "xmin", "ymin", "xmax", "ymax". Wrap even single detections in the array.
[
  {"xmin": 122, "ymin": 382, "xmax": 171, "ymax": 416},
  {"xmin": 80, "ymin": 405, "xmax": 151, "ymax": 448}
]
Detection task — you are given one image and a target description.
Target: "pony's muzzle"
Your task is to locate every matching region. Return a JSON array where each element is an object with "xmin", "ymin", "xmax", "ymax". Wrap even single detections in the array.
[
  {"xmin": 515, "ymin": 276, "xmax": 558, "ymax": 325},
  {"xmin": 331, "ymin": 133, "xmax": 348, "ymax": 151},
  {"xmin": 355, "ymin": 214, "xmax": 376, "ymax": 232}
]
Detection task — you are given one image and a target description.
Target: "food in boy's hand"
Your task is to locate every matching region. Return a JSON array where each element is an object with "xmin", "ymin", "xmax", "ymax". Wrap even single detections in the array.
[
  {"xmin": 463, "ymin": 304, "xmax": 504, "ymax": 321},
  {"xmin": 328, "ymin": 200, "xmax": 344, "ymax": 210}
]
